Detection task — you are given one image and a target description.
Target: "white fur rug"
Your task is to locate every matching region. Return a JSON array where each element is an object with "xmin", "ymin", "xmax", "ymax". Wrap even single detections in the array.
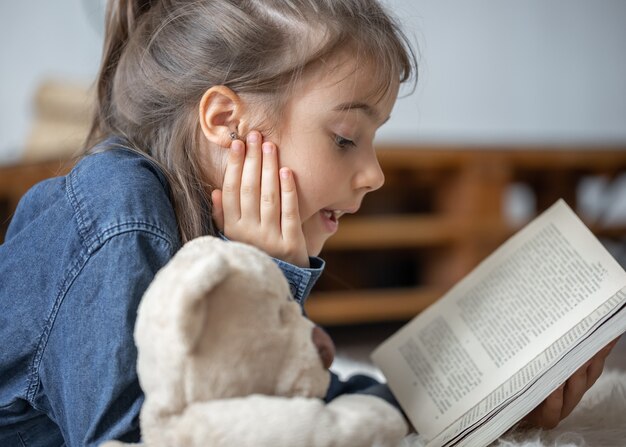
[
  {"xmin": 492, "ymin": 369, "xmax": 626, "ymax": 447},
  {"xmin": 333, "ymin": 357, "xmax": 626, "ymax": 447}
]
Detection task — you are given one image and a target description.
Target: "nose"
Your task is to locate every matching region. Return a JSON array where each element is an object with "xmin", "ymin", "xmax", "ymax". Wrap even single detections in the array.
[
  {"xmin": 312, "ymin": 325, "xmax": 335, "ymax": 369},
  {"xmin": 354, "ymin": 151, "xmax": 385, "ymax": 192}
]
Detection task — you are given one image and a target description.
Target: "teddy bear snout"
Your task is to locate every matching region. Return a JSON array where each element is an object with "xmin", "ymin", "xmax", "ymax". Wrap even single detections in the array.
[{"xmin": 312, "ymin": 325, "xmax": 335, "ymax": 369}]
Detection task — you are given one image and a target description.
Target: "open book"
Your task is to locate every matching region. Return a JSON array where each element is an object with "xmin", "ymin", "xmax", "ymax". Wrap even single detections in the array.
[{"xmin": 371, "ymin": 200, "xmax": 626, "ymax": 447}]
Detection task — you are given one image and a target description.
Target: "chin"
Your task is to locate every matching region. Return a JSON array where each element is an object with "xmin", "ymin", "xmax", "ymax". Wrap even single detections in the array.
[
  {"xmin": 306, "ymin": 239, "xmax": 327, "ymax": 258},
  {"xmin": 308, "ymin": 246, "xmax": 322, "ymax": 258}
]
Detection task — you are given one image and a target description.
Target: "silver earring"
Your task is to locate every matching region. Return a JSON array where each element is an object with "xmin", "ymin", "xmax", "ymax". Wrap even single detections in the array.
[{"xmin": 229, "ymin": 131, "xmax": 238, "ymax": 140}]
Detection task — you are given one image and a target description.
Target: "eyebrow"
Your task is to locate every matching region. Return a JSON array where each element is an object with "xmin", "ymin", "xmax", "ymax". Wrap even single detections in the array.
[{"xmin": 332, "ymin": 102, "xmax": 390, "ymax": 125}]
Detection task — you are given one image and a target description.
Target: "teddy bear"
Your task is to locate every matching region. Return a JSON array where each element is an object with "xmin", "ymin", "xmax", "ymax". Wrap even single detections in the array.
[{"xmin": 102, "ymin": 236, "xmax": 408, "ymax": 447}]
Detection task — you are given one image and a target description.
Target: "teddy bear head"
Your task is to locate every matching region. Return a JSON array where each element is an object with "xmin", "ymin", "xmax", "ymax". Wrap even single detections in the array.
[{"xmin": 134, "ymin": 236, "xmax": 334, "ymax": 419}]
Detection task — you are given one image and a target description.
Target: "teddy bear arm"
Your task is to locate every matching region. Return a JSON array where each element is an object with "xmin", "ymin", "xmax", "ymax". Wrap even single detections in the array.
[
  {"xmin": 150, "ymin": 396, "xmax": 329, "ymax": 446},
  {"xmin": 319, "ymin": 394, "xmax": 409, "ymax": 447},
  {"xmin": 150, "ymin": 394, "xmax": 406, "ymax": 447}
]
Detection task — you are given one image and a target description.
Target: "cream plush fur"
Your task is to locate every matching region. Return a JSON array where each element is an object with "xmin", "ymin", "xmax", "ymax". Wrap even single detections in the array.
[{"xmin": 102, "ymin": 236, "xmax": 408, "ymax": 447}]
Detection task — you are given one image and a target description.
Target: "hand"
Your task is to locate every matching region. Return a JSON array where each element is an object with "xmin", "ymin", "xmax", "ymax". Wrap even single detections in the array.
[
  {"xmin": 211, "ymin": 131, "xmax": 310, "ymax": 267},
  {"xmin": 521, "ymin": 337, "xmax": 619, "ymax": 429}
]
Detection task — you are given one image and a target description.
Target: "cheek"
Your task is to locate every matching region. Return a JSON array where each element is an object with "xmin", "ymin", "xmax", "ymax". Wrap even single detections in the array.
[
  {"xmin": 275, "ymin": 132, "xmax": 344, "ymax": 220},
  {"xmin": 286, "ymin": 155, "xmax": 329, "ymax": 220},
  {"xmin": 294, "ymin": 175, "xmax": 322, "ymax": 220}
]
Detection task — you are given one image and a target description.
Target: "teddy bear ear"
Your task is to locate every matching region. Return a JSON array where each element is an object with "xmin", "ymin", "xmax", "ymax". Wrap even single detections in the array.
[{"xmin": 174, "ymin": 249, "xmax": 231, "ymax": 353}]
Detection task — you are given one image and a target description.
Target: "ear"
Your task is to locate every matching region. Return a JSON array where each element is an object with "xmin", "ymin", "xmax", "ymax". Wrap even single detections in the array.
[
  {"xmin": 175, "ymin": 249, "xmax": 231, "ymax": 353},
  {"xmin": 198, "ymin": 85, "xmax": 245, "ymax": 148}
]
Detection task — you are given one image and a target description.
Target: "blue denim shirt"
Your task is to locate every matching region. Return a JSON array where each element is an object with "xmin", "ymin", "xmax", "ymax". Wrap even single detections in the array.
[{"xmin": 0, "ymin": 141, "xmax": 399, "ymax": 446}]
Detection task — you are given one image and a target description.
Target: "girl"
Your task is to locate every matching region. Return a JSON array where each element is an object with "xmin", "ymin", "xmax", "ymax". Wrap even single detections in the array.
[{"xmin": 0, "ymin": 0, "xmax": 615, "ymax": 445}]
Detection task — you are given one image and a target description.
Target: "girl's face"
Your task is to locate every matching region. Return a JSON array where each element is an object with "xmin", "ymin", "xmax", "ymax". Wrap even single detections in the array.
[{"xmin": 273, "ymin": 55, "xmax": 399, "ymax": 256}]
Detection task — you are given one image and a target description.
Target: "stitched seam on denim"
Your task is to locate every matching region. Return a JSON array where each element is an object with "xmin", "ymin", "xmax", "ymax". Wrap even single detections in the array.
[
  {"xmin": 26, "ymin": 249, "xmax": 88, "ymax": 403},
  {"xmin": 66, "ymin": 167, "xmax": 98, "ymax": 249},
  {"xmin": 25, "ymin": 230, "xmax": 174, "ymax": 403},
  {"xmin": 290, "ymin": 272, "xmax": 305, "ymax": 302},
  {"xmin": 98, "ymin": 221, "xmax": 176, "ymax": 249},
  {"xmin": 16, "ymin": 430, "xmax": 27, "ymax": 447},
  {"xmin": 66, "ymin": 165, "xmax": 176, "ymax": 253},
  {"xmin": 296, "ymin": 269, "xmax": 312, "ymax": 305},
  {"xmin": 273, "ymin": 260, "xmax": 318, "ymax": 304}
]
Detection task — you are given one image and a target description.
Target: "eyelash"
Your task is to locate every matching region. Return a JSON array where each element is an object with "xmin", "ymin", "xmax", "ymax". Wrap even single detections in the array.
[{"xmin": 334, "ymin": 135, "xmax": 356, "ymax": 150}]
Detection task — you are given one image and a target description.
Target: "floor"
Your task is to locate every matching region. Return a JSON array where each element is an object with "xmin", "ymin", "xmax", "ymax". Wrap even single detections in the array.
[{"xmin": 327, "ymin": 321, "xmax": 405, "ymax": 381}]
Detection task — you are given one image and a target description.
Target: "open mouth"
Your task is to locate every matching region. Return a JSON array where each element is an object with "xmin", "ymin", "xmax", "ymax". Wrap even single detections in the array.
[
  {"xmin": 322, "ymin": 209, "xmax": 343, "ymax": 222},
  {"xmin": 320, "ymin": 209, "xmax": 343, "ymax": 233}
]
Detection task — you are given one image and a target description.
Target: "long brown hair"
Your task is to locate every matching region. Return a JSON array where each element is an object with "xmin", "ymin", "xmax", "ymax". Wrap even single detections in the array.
[{"xmin": 87, "ymin": 0, "xmax": 417, "ymax": 243}]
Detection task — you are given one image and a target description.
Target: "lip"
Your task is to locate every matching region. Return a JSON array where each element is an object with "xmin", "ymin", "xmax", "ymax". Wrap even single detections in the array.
[
  {"xmin": 319, "ymin": 206, "xmax": 360, "ymax": 234},
  {"xmin": 320, "ymin": 209, "xmax": 339, "ymax": 234}
]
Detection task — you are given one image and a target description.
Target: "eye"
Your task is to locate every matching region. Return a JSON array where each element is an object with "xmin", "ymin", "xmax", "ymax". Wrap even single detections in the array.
[{"xmin": 333, "ymin": 134, "xmax": 356, "ymax": 150}]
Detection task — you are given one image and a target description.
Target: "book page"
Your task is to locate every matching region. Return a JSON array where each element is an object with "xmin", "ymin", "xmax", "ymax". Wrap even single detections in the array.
[
  {"xmin": 371, "ymin": 200, "xmax": 626, "ymax": 443},
  {"xmin": 435, "ymin": 288, "xmax": 626, "ymax": 447}
]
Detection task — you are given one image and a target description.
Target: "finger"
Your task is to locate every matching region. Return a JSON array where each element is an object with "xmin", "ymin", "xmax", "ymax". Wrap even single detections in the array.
[
  {"xmin": 260, "ymin": 142, "xmax": 280, "ymax": 230},
  {"xmin": 600, "ymin": 337, "xmax": 620, "ymax": 357},
  {"xmin": 279, "ymin": 167, "xmax": 301, "ymax": 240},
  {"xmin": 539, "ymin": 384, "xmax": 565, "ymax": 429},
  {"xmin": 240, "ymin": 131, "xmax": 263, "ymax": 221},
  {"xmin": 221, "ymin": 140, "xmax": 245, "ymax": 223},
  {"xmin": 586, "ymin": 353, "xmax": 606, "ymax": 388},
  {"xmin": 211, "ymin": 189, "xmax": 224, "ymax": 232},
  {"xmin": 560, "ymin": 363, "xmax": 590, "ymax": 419}
]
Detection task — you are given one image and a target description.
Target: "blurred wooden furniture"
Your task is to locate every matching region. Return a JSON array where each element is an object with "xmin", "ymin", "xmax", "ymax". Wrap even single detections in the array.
[
  {"xmin": 0, "ymin": 160, "xmax": 74, "ymax": 241},
  {"xmin": 23, "ymin": 80, "xmax": 93, "ymax": 162},
  {"xmin": 1, "ymin": 146, "xmax": 625, "ymax": 326}
]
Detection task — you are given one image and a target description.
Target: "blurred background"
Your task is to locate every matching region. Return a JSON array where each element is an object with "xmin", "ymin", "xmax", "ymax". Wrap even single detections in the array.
[
  {"xmin": 1, "ymin": 1, "xmax": 625, "ymax": 351},
  {"xmin": 1, "ymin": 0, "xmax": 626, "ymax": 160}
]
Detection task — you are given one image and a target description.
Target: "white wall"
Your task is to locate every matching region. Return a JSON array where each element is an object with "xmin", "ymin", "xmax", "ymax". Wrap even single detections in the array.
[
  {"xmin": 0, "ymin": 0, "xmax": 104, "ymax": 163},
  {"xmin": 1, "ymin": 0, "xmax": 625, "ymax": 163},
  {"xmin": 379, "ymin": 0, "xmax": 626, "ymax": 145}
]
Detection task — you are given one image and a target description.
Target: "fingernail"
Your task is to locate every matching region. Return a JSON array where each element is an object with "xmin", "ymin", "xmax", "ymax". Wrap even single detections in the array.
[
  {"xmin": 231, "ymin": 141, "xmax": 243, "ymax": 153},
  {"xmin": 248, "ymin": 132, "xmax": 259, "ymax": 143},
  {"xmin": 280, "ymin": 168, "xmax": 289, "ymax": 179},
  {"xmin": 262, "ymin": 142, "xmax": 273, "ymax": 154}
]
